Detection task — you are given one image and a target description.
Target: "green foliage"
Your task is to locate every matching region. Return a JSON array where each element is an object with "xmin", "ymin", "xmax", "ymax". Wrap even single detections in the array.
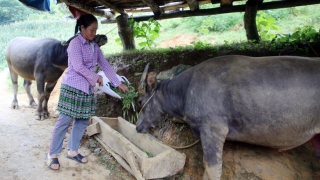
[
  {"xmin": 143, "ymin": 150, "xmax": 153, "ymax": 158},
  {"xmin": 115, "ymin": 37, "xmax": 122, "ymax": 46},
  {"xmin": 181, "ymin": 3, "xmax": 242, "ymax": 33},
  {"xmin": 0, "ymin": 60, "xmax": 7, "ymax": 72},
  {"xmin": 256, "ymin": 11, "xmax": 280, "ymax": 40},
  {"xmin": 273, "ymin": 25, "xmax": 320, "ymax": 43},
  {"xmin": 182, "ymin": 12, "xmax": 242, "ymax": 34},
  {"xmin": 133, "ymin": 18, "xmax": 161, "ymax": 49},
  {"xmin": 0, "ymin": 0, "xmax": 70, "ymax": 24},
  {"xmin": 263, "ymin": 8, "xmax": 293, "ymax": 20},
  {"xmin": 0, "ymin": 0, "xmax": 34, "ymax": 24},
  {"xmin": 196, "ymin": 18, "xmax": 214, "ymax": 35},
  {"xmin": 191, "ymin": 41, "xmax": 214, "ymax": 50},
  {"xmin": 110, "ymin": 81, "xmax": 138, "ymax": 124},
  {"xmin": 116, "ymin": 18, "xmax": 161, "ymax": 50}
]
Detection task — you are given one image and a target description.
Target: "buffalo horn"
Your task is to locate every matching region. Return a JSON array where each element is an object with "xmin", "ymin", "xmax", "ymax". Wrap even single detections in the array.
[{"xmin": 138, "ymin": 63, "xmax": 150, "ymax": 95}]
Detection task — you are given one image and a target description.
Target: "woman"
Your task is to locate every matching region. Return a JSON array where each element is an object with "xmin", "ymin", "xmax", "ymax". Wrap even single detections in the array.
[{"xmin": 46, "ymin": 14, "xmax": 129, "ymax": 170}]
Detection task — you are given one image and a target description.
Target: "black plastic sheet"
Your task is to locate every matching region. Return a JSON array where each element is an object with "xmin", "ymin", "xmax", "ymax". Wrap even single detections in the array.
[{"xmin": 19, "ymin": 0, "xmax": 50, "ymax": 12}]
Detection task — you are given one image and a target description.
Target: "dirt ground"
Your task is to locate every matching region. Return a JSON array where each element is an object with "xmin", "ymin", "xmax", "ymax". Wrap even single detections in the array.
[{"xmin": 0, "ymin": 68, "xmax": 136, "ymax": 180}]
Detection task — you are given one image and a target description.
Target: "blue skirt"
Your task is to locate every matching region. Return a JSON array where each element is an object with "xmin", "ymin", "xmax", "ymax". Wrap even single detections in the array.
[{"xmin": 57, "ymin": 84, "xmax": 95, "ymax": 119}]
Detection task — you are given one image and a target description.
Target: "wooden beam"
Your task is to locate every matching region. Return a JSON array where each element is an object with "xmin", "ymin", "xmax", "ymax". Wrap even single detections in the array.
[
  {"xmin": 101, "ymin": 17, "xmax": 117, "ymax": 24},
  {"xmin": 141, "ymin": 0, "xmax": 163, "ymax": 16},
  {"xmin": 124, "ymin": 0, "xmax": 211, "ymax": 13},
  {"xmin": 211, "ymin": 0, "xmax": 242, "ymax": 3},
  {"xmin": 60, "ymin": 0, "xmax": 115, "ymax": 18},
  {"xmin": 132, "ymin": 5, "xmax": 243, "ymax": 21},
  {"xmin": 259, "ymin": 0, "xmax": 320, "ymax": 10},
  {"xmin": 186, "ymin": 0, "xmax": 199, "ymax": 11},
  {"xmin": 131, "ymin": 0, "xmax": 320, "ymax": 22},
  {"xmin": 96, "ymin": 0, "xmax": 125, "ymax": 14},
  {"xmin": 220, "ymin": 0, "xmax": 233, "ymax": 7}
]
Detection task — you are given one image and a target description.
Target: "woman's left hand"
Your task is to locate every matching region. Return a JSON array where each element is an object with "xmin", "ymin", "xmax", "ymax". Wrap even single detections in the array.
[{"xmin": 118, "ymin": 84, "xmax": 129, "ymax": 93}]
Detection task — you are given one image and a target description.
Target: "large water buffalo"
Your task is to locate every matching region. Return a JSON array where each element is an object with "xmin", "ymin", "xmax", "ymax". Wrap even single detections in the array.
[
  {"xmin": 136, "ymin": 55, "xmax": 320, "ymax": 180},
  {"xmin": 5, "ymin": 35, "xmax": 107, "ymax": 120}
]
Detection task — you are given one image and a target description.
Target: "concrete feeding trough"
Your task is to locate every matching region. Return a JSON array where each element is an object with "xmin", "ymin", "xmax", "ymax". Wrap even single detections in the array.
[{"xmin": 87, "ymin": 116, "xmax": 186, "ymax": 180}]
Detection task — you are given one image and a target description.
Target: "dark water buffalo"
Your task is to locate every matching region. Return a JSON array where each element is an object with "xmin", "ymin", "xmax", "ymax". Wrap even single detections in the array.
[
  {"xmin": 5, "ymin": 35, "xmax": 107, "ymax": 120},
  {"xmin": 136, "ymin": 55, "xmax": 320, "ymax": 180}
]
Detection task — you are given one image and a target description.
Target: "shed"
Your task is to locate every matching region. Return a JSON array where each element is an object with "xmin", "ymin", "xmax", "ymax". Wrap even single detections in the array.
[{"xmin": 20, "ymin": 0, "xmax": 320, "ymax": 50}]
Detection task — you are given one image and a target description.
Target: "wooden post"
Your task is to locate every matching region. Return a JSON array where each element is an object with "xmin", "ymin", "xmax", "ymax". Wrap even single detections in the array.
[
  {"xmin": 186, "ymin": 0, "xmax": 199, "ymax": 11},
  {"xmin": 244, "ymin": 0, "xmax": 261, "ymax": 42},
  {"xmin": 141, "ymin": 0, "xmax": 163, "ymax": 16},
  {"xmin": 116, "ymin": 13, "xmax": 136, "ymax": 51}
]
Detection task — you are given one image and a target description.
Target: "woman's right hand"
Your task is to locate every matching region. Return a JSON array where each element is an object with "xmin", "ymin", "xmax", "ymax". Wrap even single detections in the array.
[
  {"xmin": 118, "ymin": 83, "xmax": 129, "ymax": 93},
  {"xmin": 97, "ymin": 75, "xmax": 103, "ymax": 86}
]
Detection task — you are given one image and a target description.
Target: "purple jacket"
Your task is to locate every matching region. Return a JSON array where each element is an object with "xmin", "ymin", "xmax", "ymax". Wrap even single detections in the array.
[{"xmin": 62, "ymin": 34, "xmax": 121, "ymax": 94}]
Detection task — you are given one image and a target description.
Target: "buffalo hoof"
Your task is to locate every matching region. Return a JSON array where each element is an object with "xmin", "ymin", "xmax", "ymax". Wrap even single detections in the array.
[
  {"xmin": 34, "ymin": 114, "xmax": 42, "ymax": 121},
  {"xmin": 11, "ymin": 102, "xmax": 19, "ymax": 109},
  {"xmin": 43, "ymin": 112, "xmax": 50, "ymax": 120},
  {"xmin": 30, "ymin": 102, "xmax": 37, "ymax": 109},
  {"xmin": 35, "ymin": 112, "xmax": 50, "ymax": 121}
]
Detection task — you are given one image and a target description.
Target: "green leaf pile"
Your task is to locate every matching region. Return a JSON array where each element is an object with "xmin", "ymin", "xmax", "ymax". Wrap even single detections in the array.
[
  {"xmin": 110, "ymin": 81, "xmax": 138, "ymax": 109},
  {"xmin": 109, "ymin": 81, "xmax": 139, "ymax": 123}
]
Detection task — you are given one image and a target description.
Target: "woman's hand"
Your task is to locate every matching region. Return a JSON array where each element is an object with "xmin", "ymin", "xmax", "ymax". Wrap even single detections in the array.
[
  {"xmin": 118, "ymin": 83, "xmax": 129, "ymax": 92},
  {"xmin": 97, "ymin": 75, "xmax": 103, "ymax": 86}
]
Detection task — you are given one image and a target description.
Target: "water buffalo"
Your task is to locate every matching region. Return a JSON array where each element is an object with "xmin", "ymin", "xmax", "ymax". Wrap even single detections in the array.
[
  {"xmin": 5, "ymin": 35, "xmax": 107, "ymax": 120},
  {"xmin": 136, "ymin": 55, "xmax": 320, "ymax": 180}
]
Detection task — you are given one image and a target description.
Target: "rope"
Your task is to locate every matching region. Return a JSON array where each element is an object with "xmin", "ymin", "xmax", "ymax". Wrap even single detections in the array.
[
  {"xmin": 308, "ymin": 43, "xmax": 318, "ymax": 55},
  {"xmin": 138, "ymin": 91, "xmax": 199, "ymax": 149},
  {"xmin": 104, "ymin": 9, "xmax": 135, "ymax": 36},
  {"xmin": 164, "ymin": 139, "xmax": 200, "ymax": 150},
  {"xmin": 105, "ymin": 25, "xmax": 118, "ymax": 35},
  {"xmin": 138, "ymin": 91, "xmax": 155, "ymax": 114}
]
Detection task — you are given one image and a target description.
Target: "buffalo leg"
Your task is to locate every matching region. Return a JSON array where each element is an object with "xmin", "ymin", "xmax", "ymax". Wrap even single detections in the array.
[
  {"xmin": 23, "ymin": 79, "xmax": 37, "ymax": 108},
  {"xmin": 41, "ymin": 81, "xmax": 58, "ymax": 120},
  {"xmin": 8, "ymin": 65, "xmax": 19, "ymax": 109},
  {"xmin": 200, "ymin": 121, "xmax": 229, "ymax": 180},
  {"xmin": 35, "ymin": 77, "xmax": 46, "ymax": 120}
]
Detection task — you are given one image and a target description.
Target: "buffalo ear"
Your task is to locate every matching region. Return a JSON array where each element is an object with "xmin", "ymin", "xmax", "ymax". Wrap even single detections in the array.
[{"xmin": 147, "ymin": 72, "xmax": 157, "ymax": 92}]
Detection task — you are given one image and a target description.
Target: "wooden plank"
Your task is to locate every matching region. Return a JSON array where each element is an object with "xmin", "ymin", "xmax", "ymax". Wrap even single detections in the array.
[
  {"xmin": 86, "ymin": 122, "xmax": 101, "ymax": 136},
  {"xmin": 60, "ymin": 0, "xmax": 115, "ymax": 18},
  {"xmin": 124, "ymin": 0, "xmax": 210, "ymax": 13},
  {"xmin": 117, "ymin": 117, "xmax": 170, "ymax": 156},
  {"xmin": 94, "ymin": 136, "xmax": 135, "ymax": 175},
  {"xmin": 131, "ymin": 0, "xmax": 320, "ymax": 22},
  {"xmin": 91, "ymin": 116, "xmax": 147, "ymax": 159},
  {"xmin": 98, "ymin": 117, "xmax": 119, "ymax": 130},
  {"xmin": 126, "ymin": 150, "xmax": 145, "ymax": 180},
  {"xmin": 91, "ymin": 116, "xmax": 147, "ymax": 179},
  {"xmin": 90, "ymin": 116, "xmax": 186, "ymax": 179},
  {"xmin": 96, "ymin": 0, "xmax": 125, "ymax": 13},
  {"xmin": 101, "ymin": 18, "xmax": 117, "ymax": 24}
]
